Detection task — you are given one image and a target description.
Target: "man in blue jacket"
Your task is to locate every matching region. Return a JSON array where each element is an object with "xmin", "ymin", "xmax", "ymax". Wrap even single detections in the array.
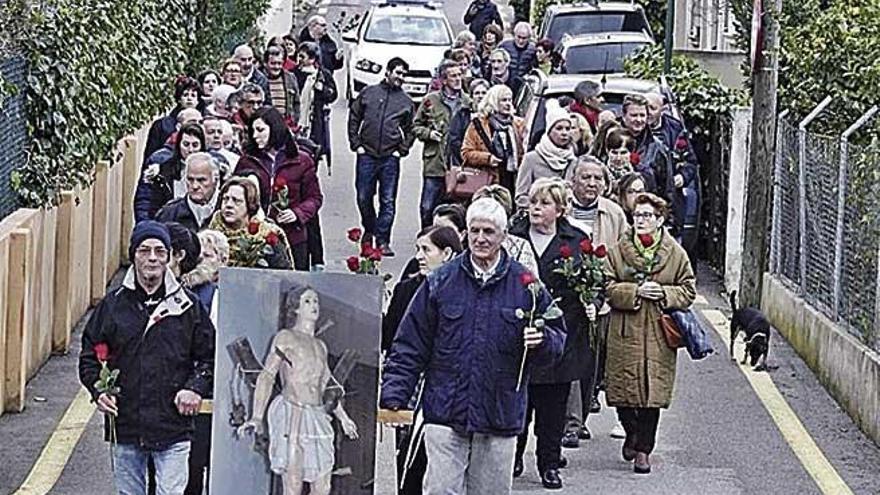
[{"xmin": 381, "ymin": 198, "xmax": 565, "ymax": 494}]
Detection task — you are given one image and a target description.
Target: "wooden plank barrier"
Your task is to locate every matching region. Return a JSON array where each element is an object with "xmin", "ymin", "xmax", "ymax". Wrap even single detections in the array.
[
  {"xmin": 0, "ymin": 235, "xmax": 9, "ymax": 415},
  {"xmin": 69, "ymin": 185, "xmax": 94, "ymax": 321},
  {"xmin": 5, "ymin": 228, "xmax": 33, "ymax": 413},
  {"xmin": 25, "ymin": 208, "xmax": 57, "ymax": 379},
  {"xmin": 53, "ymin": 193, "xmax": 75, "ymax": 353},
  {"xmin": 120, "ymin": 136, "xmax": 139, "ymax": 265},
  {"xmin": 106, "ymin": 146, "xmax": 125, "ymax": 273},
  {"xmin": 90, "ymin": 161, "xmax": 110, "ymax": 305}
]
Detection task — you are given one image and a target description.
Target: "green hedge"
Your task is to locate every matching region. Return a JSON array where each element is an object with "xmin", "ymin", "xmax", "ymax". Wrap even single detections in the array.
[{"xmin": 9, "ymin": 0, "xmax": 268, "ymax": 207}]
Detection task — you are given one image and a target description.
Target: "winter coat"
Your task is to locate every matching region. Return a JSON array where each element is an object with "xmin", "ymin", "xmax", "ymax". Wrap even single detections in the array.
[
  {"xmin": 382, "ymin": 274, "xmax": 424, "ymax": 351},
  {"xmin": 348, "ymin": 80, "xmax": 415, "ymax": 158},
  {"xmin": 499, "ymin": 39, "xmax": 537, "ymax": 79},
  {"xmin": 651, "ymin": 115, "xmax": 700, "ymax": 232},
  {"xmin": 78, "ymin": 267, "xmax": 215, "ymax": 449},
  {"xmin": 603, "ymin": 229, "xmax": 696, "ymax": 408},
  {"xmin": 265, "ymin": 69, "xmax": 302, "ymax": 123},
  {"xmin": 293, "ymin": 66, "xmax": 338, "ymax": 157},
  {"xmin": 464, "ymin": 0, "xmax": 503, "ymax": 38},
  {"xmin": 413, "ymin": 91, "xmax": 472, "ymax": 177},
  {"xmin": 234, "ymin": 148, "xmax": 322, "ymax": 246},
  {"xmin": 154, "ymin": 196, "xmax": 216, "ymax": 233},
  {"xmin": 461, "ymin": 115, "xmax": 526, "ymax": 183},
  {"xmin": 134, "ymin": 146, "xmax": 184, "ymax": 222},
  {"xmin": 509, "ymin": 218, "xmax": 599, "ymax": 384},
  {"xmin": 514, "ymin": 149, "xmax": 577, "ymax": 209},
  {"xmin": 248, "ymin": 68, "xmax": 271, "ymax": 100},
  {"xmin": 380, "ymin": 251, "xmax": 565, "ymax": 437},
  {"xmin": 446, "ymin": 104, "xmax": 473, "ymax": 168},
  {"xmin": 144, "ymin": 108, "xmax": 180, "ymax": 163},
  {"xmin": 298, "ymin": 27, "xmax": 345, "ymax": 72},
  {"xmin": 568, "ymin": 197, "xmax": 628, "ymax": 250}
]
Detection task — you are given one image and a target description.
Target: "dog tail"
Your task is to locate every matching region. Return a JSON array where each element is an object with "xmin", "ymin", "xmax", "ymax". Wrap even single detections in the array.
[{"xmin": 729, "ymin": 290, "xmax": 738, "ymax": 312}]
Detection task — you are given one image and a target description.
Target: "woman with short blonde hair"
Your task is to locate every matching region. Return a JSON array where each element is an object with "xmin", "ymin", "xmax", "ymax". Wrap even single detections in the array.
[{"xmin": 462, "ymin": 85, "xmax": 526, "ymax": 192}]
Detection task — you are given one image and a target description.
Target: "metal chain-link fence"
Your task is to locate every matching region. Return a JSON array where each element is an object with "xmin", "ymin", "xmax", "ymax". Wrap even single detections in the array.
[
  {"xmin": 0, "ymin": 54, "xmax": 27, "ymax": 220},
  {"xmin": 770, "ymin": 114, "xmax": 880, "ymax": 351}
]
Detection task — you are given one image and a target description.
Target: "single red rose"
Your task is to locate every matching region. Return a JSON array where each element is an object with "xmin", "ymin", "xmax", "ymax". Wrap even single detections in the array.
[
  {"xmin": 630, "ymin": 151, "xmax": 641, "ymax": 166},
  {"xmin": 520, "ymin": 272, "xmax": 536, "ymax": 287},
  {"xmin": 675, "ymin": 137, "xmax": 688, "ymax": 151},
  {"xmin": 369, "ymin": 249, "xmax": 382, "ymax": 262},
  {"xmin": 579, "ymin": 238, "xmax": 593, "ymax": 255},
  {"xmin": 346, "ymin": 256, "xmax": 360, "ymax": 272},
  {"xmin": 638, "ymin": 233, "xmax": 655, "ymax": 248},
  {"xmin": 559, "ymin": 244, "xmax": 573, "ymax": 258},
  {"xmin": 347, "ymin": 227, "xmax": 363, "ymax": 242},
  {"xmin": 265, "ymin": 232, "xmax": 279, "ymax": 247},
  {"xmin": 423, "ymin": 99, "xmax": 433, "ymax": 109},
  {"xmin": 594, "ymin": 245, "xmax": 607, "ymax": 258},
  {"xmin": 360, "ymin": 243, "xmax": 374, "ymax": 258},
  {"xmin": 94, "ymin": 343, "xmax": 110, "ymax": 362},
  {"xmin": 247, "ymin": 221, "xmax": 260, "ymax": 235},
  {"xmin": 273, "ymin": 176, "xmax": 288, "ymax": 193}
]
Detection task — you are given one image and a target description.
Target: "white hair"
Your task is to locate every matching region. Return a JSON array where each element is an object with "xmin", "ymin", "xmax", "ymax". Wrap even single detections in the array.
[
  {"xmin": 198, "ymin": 229, "xmax": 230, "ymax": 266},
  {"xmin": 454, "ymin": 30, "xmax": 476, "ymax": 47},
  {"xmin": 478, "ymin": 84, "xmax": 513, "ymax": 117},
  {"xmin": 466, "ymin": 197, "xmax": 508, "ymax": 232},
  {"xmin": 184, "ymin": 152, "xmax": 220, "ymax": 180},
  {"xmin": 308, "ymin": 15, "xmax": 326, "ymax": 27},
  {"xmin": 233, "ymin": 44, "xmax": 254, "ymax": 57},
  {"xmin": 212, "ymin": 84, "xmax": 236, "ymax": 106}
]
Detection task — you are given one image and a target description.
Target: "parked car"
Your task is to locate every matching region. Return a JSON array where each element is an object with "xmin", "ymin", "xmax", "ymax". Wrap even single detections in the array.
[
  {"xmin": 538, "ymin": 2, "xmax": 653, "ymax": 45},
  {"xmin": 342, "ymin": 0, "xmax": 453, "ymax": 102},
  {"xmin": 516, "ymin": 71, "xmax": 658, "ymax": 150},
  {"xmin": 558, "ymin": 32, "xmax": 654, "ymax": 75}
]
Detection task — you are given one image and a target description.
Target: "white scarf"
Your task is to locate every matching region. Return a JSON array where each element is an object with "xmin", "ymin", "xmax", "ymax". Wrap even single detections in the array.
[
  {"xmin": 188, "ymin": 191, "xmax": 218, "ymax": 227},
  {"xmin": 535, "ymin": 134, "xmax": 575, "ymax": 172},
  {"xmin": 298, "ymin": 66, "xmax": 318, "ymax": 134}
]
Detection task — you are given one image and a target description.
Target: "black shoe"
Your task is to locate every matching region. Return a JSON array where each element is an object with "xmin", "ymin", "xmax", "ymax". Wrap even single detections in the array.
[
  {"xmin": 558, "ymin": 455, "xmax": 568, "ymax": 469},
  {"xmin": 633, "ymin": 452, "xmax": 651, "ymax": 474},
  {"xmin": 622, "ymin": 445, "xmax": 637, "ymax": 462},
  {"xmin": 589, "ymin": 396, "xmax": 601, "ymax": 413},
  {"xmin": 540, "ymin": 469, "xmax": 563, "ymax": 489},
  {"xmin": 379, "ymin": 243, "xmax": 395, "ymax": 257},
  {"xmin": 578, "ymin": 425, "xmax": 592, "ymax": 440},
  {"xmin": 561, "ymin": 431, "xmax": 580, "ymax": 449},
  {"xmin": 513, "ymin": 456, "xmax": 524, "ymax": 478}
]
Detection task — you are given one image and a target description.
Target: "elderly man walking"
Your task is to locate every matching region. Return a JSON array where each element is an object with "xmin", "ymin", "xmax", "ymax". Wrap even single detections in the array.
[
  {"xmin": 499, "ymin": 22, "xmax": 537, "ymax": 79},
  {"xmin": 155, "ymin": 152, "xmax": 221, "ymax": 233},
  {"xmin": 79, "ymin": 221, "xmax": 215, "ymax": 495},
  {"xmin": 381, "ymin": 198, "xmax": 565, "ymax": 494}
]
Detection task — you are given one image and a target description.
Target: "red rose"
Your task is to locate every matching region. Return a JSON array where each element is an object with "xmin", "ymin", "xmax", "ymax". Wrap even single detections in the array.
[
  {"xmin": 346, "ymin": 256, "xmax": 360, "ymax": 272},
  {"xmin": 369, "ymin": 249, "xmax": 382, "ymax": 262},
  {"xmin": 559, "ymin": 244, "xmax": 573, "ymax": 258},
  {"xmin": 630, "ymin": 151, "xmax": 641, "ymax": 166},
  {"xmin": 247, "ymin": 221, "xmax": 260, "ymax": 235},
  {"xmin": 94, "ymin": 343, "xmax": 110, "ymax": 362},
  {"xmin": 273, "ymin": 176, "xmax": 288, "ymax": 193},
  {"xmin": 638, "ymin": 233, "xmax": 655, "ymax": 248},
  {"xmin": 265, "ymin": 232, "xmax": 279, "ymax": 247},
  {"xmin": 520, "ymin": 272, "xmax": 536, "ymax": 287},
  {"xmin": 347, "ymin": 227, "xmax": 363, "ymax": 242},
  {"xmin": 594, "ymin": 245, "xmax": 607, "ymax": 258},
  {"xmin": 423, "ymin": 99, "xmax": 433, "ymax": 109},
  {"xmin": 579, "ymin": 238, "xmax": 593, "ymax": 255},
  {"xmin": 675, "ymin": 137, "xmax": 688, "ymax": 151},
  {"xmin": 360, "ymin": 244, "xmax": 374, "ymax": 258}
]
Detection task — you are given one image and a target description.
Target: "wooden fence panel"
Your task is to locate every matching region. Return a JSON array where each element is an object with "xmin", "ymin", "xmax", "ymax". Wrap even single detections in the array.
[
  {"xmin": 0, "ymin": 236, "xmax": 8, "ymax": 416},
  {"xmin": 107, "ymin": 149, "xmax": 124, "ymax": 273},
  {"xmin": 5, "ymin": 228, "xmax": 32, "ymax": 413},
  {"xmin": 70, "ymin": 186, "xmax": 94, "ymax": 319},
  {"xmin": 121, "ymin": 136, "xmax": 139, "ymax": 263},
  {"xmin": 26, "ymin": 208, "xmax": 57, "ymax": 379},
  {"xmin": 91, "ymin": 161, "xmax": 110, "ymax": 305},
  {"xmin": 53, "ymin": 192, "xmax": 74, "ymax": 352}
]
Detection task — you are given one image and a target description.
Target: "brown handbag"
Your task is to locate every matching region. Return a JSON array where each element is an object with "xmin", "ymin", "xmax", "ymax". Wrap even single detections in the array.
[
  {"xmin": 445, "ymin": 166, "xmax": 494, "ymax": 200},
  {"xmin": 659, "ymin": 314, "xmax": 685, "ymax": 350}
]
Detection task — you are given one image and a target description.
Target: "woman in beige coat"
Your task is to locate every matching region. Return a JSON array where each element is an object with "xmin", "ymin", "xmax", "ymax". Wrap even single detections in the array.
[{"xmin": 603, "ymin": 192, "xmax": 695, "ymax": 474}]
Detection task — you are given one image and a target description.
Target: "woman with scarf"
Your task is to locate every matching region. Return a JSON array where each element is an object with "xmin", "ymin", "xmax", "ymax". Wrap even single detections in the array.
[
  {"xmin": 461, "ymin": 84, "xmax": 526, "ymax": 195},
  {"xmin": 233, "ymin": 106, "xmax": 322, "ymax": 271},
  {"xmin": 514, "ymin": 99, "xmax": 577, "ymax": 209},
  {"xmin": 292, "ymin": 41, "xmax": 338, "ymax": 164},
  {"xmin": 604, "ymin": 192, "xmax": 695, "ymax": 474}
]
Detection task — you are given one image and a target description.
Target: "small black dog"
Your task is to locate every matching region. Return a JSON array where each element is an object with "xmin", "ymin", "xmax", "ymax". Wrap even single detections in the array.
[{"xmin": 729, "ymin": 291, "xmax": 771, "ymax": 370}]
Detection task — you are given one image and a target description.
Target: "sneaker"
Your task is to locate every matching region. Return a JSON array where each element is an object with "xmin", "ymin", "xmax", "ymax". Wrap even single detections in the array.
[
  {"xmin": 561, "ymin": 431, "xmax": 580, "ymax": 449},
  {"xmin": 610, "ymin": 423, "xmax": 626, "ymax": 439},
  {"xmin": 379, "ymin": 243, "xmax": 395, "ymax": 257},
  {"xmin": 310, "ymin": 264, "xmax": 325, "ymax": 273}
]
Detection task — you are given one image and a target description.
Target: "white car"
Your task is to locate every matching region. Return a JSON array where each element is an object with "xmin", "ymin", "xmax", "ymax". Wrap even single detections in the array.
[
  {"xmin": 559, "ymin": 32, "xmax": 654, "ymax": 75},
  {"xmin": 343, "ymin": 0, "xmax": 453, "ymax": 102}
]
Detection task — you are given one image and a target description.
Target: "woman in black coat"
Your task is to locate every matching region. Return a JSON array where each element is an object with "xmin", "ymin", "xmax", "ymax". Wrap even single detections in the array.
[
  {"xmin": 292, "ymin": 41, "xmax": 338, "ymax": 165},
  {"xmin": 509, "ymin": 177, "xmax": 601, "ymax": 490}
]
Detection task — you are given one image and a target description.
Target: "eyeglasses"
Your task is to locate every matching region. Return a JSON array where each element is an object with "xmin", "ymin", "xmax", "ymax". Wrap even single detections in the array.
[
  {"xmin": 135, "ymin": 246, "xmax": 169, "ymax": 257},
  {"xmin": 632, "ymin": 212, "xmax": 657, "ymax": 220}
]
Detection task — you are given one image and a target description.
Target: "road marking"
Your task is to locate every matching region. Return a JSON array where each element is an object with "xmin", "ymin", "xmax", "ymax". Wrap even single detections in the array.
[
  {"xmin": 700, "ymin": 308, "xmax": 855, "ymax": 495},
  {"xmin": 13, "ymin": 388, "xmax": 95, "ymax": 495}
]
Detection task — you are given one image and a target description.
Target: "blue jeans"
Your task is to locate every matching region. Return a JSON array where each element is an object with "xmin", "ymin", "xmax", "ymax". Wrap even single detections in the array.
[
  {"xmin": 419, "ymin": 177, "xmax": 446, "ymax": 229},
  {"xmin": 115, "ymin": 441, "xmax": 191, "ymax": 495},
  {"xmin": 355, "ymin": 154, "xmax": 400, "ymax": 245}
]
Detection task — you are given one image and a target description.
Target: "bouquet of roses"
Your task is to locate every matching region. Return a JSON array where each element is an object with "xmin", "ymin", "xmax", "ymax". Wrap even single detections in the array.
[
  {"xmin": 554, "ymin": 238, "xmax": 607, "ymax": 350},
  {"xmin": 93, "ymin": 343, "xmax": 120, "ymax": 470},
  {"xmin": 514, "ymin": 271, "xmax": 563, "ymax": 391},
  {"xmin": 345, "ymin": 227, "xmax": 383, "ymax": 275},
  {"xmin": 236, "ymin": 220, "xmax": 281, "ymax": 268}
]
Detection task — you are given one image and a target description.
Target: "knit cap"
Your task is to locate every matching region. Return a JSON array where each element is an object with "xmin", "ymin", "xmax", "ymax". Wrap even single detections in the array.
[
  {"xmin": 544, "ymin": 99, "xmax": 570, "ymax": 132},
  {"xmin": 129, "ymin": 220, "xmax": 172, "ymax": 262}
]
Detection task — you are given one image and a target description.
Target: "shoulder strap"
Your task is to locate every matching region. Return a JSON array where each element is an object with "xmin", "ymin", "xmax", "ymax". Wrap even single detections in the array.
[{"xmin": 471, "ymin": 118, "xmax": 495, "ymax": 153}]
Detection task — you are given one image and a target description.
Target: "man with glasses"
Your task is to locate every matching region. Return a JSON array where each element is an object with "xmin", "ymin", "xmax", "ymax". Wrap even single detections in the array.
[
  {"xmin": 79, "ymin": 220, "xmax": 215, "ymax": 495},
  {"xmin": 232, "ymin": 83, "xmax": 265, "ymax": 129},
  {"xmin": 499, "ymin": 22, "xmax": 537, "ymax": 79}
]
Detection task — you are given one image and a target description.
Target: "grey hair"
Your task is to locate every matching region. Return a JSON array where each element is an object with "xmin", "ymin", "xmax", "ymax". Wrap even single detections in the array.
[
  {"xmin": 513, "ymin": 21, "xmax": 533, "ymax": 35},
  {"xmin": 466, "ymin": 197, "xmax": 508, "ymax": 232},
  {"xmin": 197, "ymin": 229, "xmax": 230, "ymax": 265},
  {"xmin": 184, "ymin": 152, "xmax": 220, "ymax": 181},
  {"xmin": 240, "ymin": 82, "xmax": 264, "ymax": 100},
  {"xmin": 212, "ymin": 84, "xmax": 236, "ymax": 106},
  {"xmin": 308, "ymin": 15, "xmax": 326, "ymax": 27},
  {"xmin": 489, "ymin": 47, "xmax": 510, "ymax": 64},
  {"xmin": 438, "ymin": 59, "xmax": 460, "ymax": 80},
  {"xmin": 454, "ymin": 30, "xmax": 476, "ymax": 47},
  {"xmin": 233, "ymin": 44, "xmax": 254, "ymax": 57}
]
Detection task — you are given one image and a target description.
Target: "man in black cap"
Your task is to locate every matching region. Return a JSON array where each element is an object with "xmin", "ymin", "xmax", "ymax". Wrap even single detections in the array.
[{"xmin": 79, "ymin": 220, "xmax": 215, "ymax": 495}]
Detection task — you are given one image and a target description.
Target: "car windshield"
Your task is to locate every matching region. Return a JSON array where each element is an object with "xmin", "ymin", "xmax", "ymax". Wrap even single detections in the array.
[
  {"xmin": 564, "ymin": 42, "xmax": 649, "ymax": 74},
  {"xmin": 365, "ymin": 14, "xmax": 451, "ymax": 45},
  {"xmin": 547, "ymin": 13, "xmax": 650, "ymax": 43}
]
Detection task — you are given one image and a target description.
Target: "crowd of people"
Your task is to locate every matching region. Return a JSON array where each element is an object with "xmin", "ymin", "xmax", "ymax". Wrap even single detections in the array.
[{"xmin": 76, "ymin": 3, "xmax": 702, "ymax": 494}]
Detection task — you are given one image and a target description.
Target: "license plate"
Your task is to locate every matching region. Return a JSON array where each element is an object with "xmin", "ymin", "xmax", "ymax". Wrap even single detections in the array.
[{"xmin": 402, "ymin": 83, "xmax": 427, "ymax": 94}]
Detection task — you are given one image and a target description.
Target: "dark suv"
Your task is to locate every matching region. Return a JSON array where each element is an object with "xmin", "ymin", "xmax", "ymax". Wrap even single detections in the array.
[{"xmin": 538, "ymin": 2, "xmax": 653, "ymax": 45}]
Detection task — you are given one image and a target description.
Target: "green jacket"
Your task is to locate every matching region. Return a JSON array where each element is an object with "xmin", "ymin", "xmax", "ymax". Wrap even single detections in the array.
[{"xmin": 413, "ymin": 91, "xmax": 471, "ymax": 177}]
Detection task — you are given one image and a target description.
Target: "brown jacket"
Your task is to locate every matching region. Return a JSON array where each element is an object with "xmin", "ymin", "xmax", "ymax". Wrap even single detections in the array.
[
  {"xmin": 461, "ymin": 115, "xmax": 526, "ymax": 183},
  {"xmin": 603, "ymin": 228, "xmax": 696, "ymax": 408}
]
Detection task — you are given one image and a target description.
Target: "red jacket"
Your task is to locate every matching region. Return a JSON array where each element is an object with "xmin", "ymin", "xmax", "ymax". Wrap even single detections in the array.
[{"xmin": 234, "ymin": 148, "xmax": 323, "ymax": 246}]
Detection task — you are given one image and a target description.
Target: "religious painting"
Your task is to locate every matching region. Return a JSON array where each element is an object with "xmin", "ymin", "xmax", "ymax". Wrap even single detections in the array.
[{"xmin": 210, "ymin": 268, "xmax": 383, "ymax": 494}]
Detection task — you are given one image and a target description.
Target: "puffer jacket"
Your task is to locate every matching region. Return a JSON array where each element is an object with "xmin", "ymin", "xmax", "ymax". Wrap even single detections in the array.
[
  {"xmin": 413, "ymin": 91, "xmax": 472, "ymax": 177},
  {"xmin": 348, "ymin": 81, "xmax": 415, "ymax": 158},
  {"xmin": 499, "ymin": 39, "xmax": 537, "ymax": 79},
  {"xmin": 380, "ymin": 251, "xmax": 565, "ymax": 436},
  {"xmin": 79, "ymin": 268, "xmax": 215, "ymax": 449}
]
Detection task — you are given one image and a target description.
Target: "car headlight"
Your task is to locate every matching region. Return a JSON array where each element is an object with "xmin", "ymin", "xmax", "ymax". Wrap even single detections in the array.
[{"xmin": 355, "ymin": 59, "xmax": 383, "ymax": 74}]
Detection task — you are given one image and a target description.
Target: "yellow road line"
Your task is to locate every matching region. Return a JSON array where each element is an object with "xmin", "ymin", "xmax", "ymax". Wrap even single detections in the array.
[
  {"xmin": 700, "ymin": 308, "xmax": 854, "ymax": 495},
  {"xmin": 13, "ymin": 388, "xmax": 95, "ymax": 495}
]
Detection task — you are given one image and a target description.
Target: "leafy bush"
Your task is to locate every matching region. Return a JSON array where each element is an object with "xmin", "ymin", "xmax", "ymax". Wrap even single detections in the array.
[
  {"xmin": 624, "ymin": 44, "xmax": 744, "ymax": 138},
  {"xmin": 10, "ymin": 0, "xmax": 269, "ymax": 207}
]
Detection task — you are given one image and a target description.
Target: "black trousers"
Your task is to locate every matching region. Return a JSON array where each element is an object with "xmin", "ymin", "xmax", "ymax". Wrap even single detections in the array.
[
  {"xmin": 184, "ymin": 414, "xmax": 212, "ymax": 495},
  {"xmin": 515, "ymin": 382, "xmax": 570, "ymax": 473},
  {"xmin": 395, "ymin": 425, "xmax": 427, "ymax": 494},
  {"xmin": 306, "ymin": 213, "xmax": 324, "ymax": 266},
  {"xmin": 291, "ymin": 241, "xmax": 309, "ymax": 271},
  {"xmin": 617, "ymin": 407, "xmax": 661, "ymax": 454}
]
